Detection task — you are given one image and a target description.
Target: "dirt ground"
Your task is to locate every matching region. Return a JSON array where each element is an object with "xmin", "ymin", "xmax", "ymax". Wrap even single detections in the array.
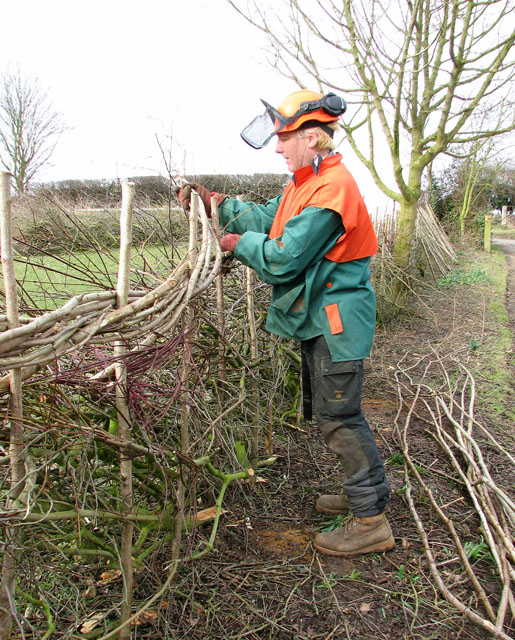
[{"xmin": 145, "ymin": 242, "xmax": 515, "ymax": 640}]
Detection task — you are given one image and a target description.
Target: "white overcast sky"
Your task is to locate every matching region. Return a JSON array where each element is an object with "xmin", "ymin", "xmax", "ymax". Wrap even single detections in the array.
[{"xmin": 1, "ymin": 0, "xmax": 390, "ymax": 210}]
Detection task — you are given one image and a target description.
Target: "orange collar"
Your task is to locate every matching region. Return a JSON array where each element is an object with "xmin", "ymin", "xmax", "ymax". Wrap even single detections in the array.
[{"xmin": 292, "ymin": 153, "xmax": 342, "ymax": 185}]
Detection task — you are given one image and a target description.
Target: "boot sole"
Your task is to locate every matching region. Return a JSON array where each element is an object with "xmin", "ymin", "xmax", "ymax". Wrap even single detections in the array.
[{"xmin": 314, "ymin": 535, "xmax": 395, "ymax": 557}]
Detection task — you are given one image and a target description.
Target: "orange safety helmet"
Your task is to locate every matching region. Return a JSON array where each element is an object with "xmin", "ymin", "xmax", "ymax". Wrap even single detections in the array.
[{"xmin": 241, "ymin": 89, "xmax": 346, "ymax": 149}]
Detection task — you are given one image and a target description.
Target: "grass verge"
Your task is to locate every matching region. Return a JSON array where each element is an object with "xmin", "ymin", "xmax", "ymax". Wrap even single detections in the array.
[{"xmin": 438, "ymin": 245, "xmax": 513, "ymax": 426}]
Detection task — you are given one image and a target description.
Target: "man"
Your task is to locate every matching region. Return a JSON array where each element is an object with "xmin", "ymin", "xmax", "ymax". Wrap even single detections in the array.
[{"xmin": 179, "ymin": 89, "xmax": 394, "ymax": 557}]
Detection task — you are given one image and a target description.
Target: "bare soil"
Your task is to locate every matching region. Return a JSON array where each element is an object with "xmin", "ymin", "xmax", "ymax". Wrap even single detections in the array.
[{"xmin": 137, "ymin": 243, "xmax": 515, "ymax": 640}]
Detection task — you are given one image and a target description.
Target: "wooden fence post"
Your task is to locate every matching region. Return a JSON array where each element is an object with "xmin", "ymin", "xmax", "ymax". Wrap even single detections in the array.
[
  {"xmin": 246, "ymin": 267, "xmax": 261, "ymax": 466},
  {"xmin": 117, "ymin": 180, "xmax": 135, "ymax": 638},
  {"xmin": 211, "ymin": 198, "xmax": 226, "ymax": 405},
  {"xmin": 484, "ymin": 214, "xmax": 493, "ymax": 253},
  {"xmin": 171, "ymin": 191, "xmax": 200, "ymax": 565},
  {"xmin": 0, "ymin": 171, "xmax": 25, "ymax": 639}
]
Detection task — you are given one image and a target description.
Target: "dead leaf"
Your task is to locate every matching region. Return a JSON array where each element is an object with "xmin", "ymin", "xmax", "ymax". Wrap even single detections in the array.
[
  {"xmin": 83, "ymin": 585, "xmax": 97, "ymax": 599},
  {"xmin": 192, "ymin": 506, "xmax": 228, "ymax": 523},
  {"xmin": 131, "ymin": 609, "xmax": 158, "ymax": 626},
  {"xmin": 97, "ymin": 569, "xmax": 121, "ymax": 585},
  {"xmin": 359, "ymin": 602, "xmax": 373, "ymax": 614},
  {"xmin": 79, "ymin": 612, "xmax": 104, "ymax": 633}
]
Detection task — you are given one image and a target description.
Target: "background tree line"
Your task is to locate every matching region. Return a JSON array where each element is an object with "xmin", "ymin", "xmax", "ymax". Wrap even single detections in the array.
[
  {"xmin": 35, "ymin": 173, "xmax": 289, "ymax": 207},
  {"xmin": 10, "ymin": 174, "xmax": 289, "ymax": 257}
]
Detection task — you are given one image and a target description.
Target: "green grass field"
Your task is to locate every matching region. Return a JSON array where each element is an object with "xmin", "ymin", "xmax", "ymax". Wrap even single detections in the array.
[{"xmin": 12, "ymin": 245, "xmax": 177, "ymax": 310}]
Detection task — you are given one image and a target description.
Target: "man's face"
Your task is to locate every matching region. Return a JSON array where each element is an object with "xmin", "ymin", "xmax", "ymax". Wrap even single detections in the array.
[{"xmin": 275, "ymin": 129, "xmax": 316, "ymax": 172}]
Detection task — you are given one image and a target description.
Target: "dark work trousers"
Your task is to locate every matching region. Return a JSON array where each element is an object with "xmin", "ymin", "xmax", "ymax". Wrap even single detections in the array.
[{"xmin": 301, "ymin": 335, "xmax": 390, "ymax": 517}]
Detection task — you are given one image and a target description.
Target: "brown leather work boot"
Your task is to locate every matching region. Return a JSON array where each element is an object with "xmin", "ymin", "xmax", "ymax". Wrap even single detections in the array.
[
  {"xmin": 314, "ymin": 513, "xmax": 395, "ymax": 557},
  {"xmin": 315, "ymin": 494, "xmax": 350, "ymax": 515}
]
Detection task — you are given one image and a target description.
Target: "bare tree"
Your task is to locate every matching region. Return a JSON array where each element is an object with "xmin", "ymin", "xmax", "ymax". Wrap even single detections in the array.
[
  {"xmin": 0, "ymin": 70, "xmax": 65, "ymax": 193},
  {"xmin": 229, "ymin": 0, "xmax": 515, "ymax": 299}
]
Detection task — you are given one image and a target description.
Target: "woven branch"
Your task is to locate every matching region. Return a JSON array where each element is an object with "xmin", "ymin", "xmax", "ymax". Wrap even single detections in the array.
[{"xmin": 0, "ymin": 202, "xmax": 224, "ymax": 389}]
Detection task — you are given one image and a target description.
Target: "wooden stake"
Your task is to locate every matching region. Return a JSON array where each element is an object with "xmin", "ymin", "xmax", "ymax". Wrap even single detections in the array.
[
  {"xmin": 484, "ymin": 214, "xmax": 493, "ymax": 253},
  {"xmin": 116, "ymin": 181, "xmax": 135, "ymax": 639},
  {"xmin": 172, "ymin": 192, "xmax": 200, "ymax": 566},
  {"xmin": 211, "ymin": 197, "xmax": 226, "ymax": 404},
  {"xmin": 0, "ymin": 171, "xmax": 25, "ymax": 639},
  {"xmin": 246, "ymin": 267, "xmax": 261, "ymax": 465}
]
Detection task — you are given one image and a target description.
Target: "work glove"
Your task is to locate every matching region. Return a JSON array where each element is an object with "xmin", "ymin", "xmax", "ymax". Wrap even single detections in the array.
[
  {"xmin": 176, "ymin": 182, "xmax": 228, "ymax": 218},
  {"xmin": 220, "ymin": 233, "xmax": 241, "ymax": 253}
]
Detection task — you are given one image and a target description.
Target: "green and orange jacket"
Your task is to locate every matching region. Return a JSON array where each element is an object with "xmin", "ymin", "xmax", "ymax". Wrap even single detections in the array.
[{"xmin": 217, "ymin": 153, "xmax": 378, "ymax": 362}]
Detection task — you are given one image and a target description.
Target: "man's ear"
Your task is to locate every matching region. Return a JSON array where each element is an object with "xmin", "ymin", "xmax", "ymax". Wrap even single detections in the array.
[{"xmin": 307, "ymin": 129, "xmax": 319, "ymax": 148}]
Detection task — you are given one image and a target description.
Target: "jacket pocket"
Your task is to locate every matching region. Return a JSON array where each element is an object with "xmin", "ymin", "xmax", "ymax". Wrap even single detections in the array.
[{"xmin": 272, "ymin": 283, "xmax": 305, "ymax": 313}]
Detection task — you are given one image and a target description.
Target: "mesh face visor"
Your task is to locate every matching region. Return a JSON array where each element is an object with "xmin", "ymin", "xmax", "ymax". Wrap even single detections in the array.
[
  {"xmin": 240, "ymin": 101, "xmax": 287, "ymax": 150},
  {"xmin": 240, "ymin": 93, "xmax": 347, "ymax": 149}
]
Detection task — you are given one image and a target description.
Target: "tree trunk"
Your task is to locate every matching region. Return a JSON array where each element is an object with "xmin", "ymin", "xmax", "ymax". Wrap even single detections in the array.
[
  {"xmin": 393, "ymin": 199, "xmax": 418, "ymax": 262},
  {"xmin": 391, "ymin": 198, "xmax": 419, "ymax": 306}
]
